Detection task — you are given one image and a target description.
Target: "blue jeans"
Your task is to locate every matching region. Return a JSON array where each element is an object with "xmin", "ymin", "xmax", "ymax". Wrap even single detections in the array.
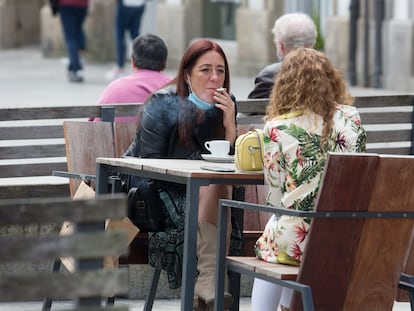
[
  {"xmin": 115, "ymin": 1, "xmax": 145, "ymax": 68},
  {"xmin": 59, "ymin": 5, "xmax": 87, "ymax": 72}
]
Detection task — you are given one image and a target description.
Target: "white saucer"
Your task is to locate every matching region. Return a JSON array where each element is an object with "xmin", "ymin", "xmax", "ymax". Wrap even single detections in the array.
[{"xmin": 201, "ymin": 154, "xmax": 234, "ymax": 163}]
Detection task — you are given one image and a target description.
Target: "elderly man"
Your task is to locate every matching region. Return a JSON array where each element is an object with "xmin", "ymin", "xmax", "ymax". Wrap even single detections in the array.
[{"xmin": 248, "ymin": 13, "xmax": 317, "ymax": 99}]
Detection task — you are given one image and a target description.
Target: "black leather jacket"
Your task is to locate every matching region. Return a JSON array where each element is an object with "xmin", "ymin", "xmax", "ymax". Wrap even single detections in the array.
[
  {"xmin": 248, "ymin": 62, "xmax": 282, "ymax": 99},
  {"xmin": 124, "ymin": 86, "xmax": 236, "ymax": 159}
]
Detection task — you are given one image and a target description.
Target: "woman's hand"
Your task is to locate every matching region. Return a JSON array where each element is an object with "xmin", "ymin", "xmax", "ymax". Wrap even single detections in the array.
[{"xmin": 214, "ymin": 89, "xmax": 237, "ymax": 143}]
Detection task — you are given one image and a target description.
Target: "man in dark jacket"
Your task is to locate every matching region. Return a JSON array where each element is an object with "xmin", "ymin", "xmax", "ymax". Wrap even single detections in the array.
[{"xmin": 248, "ymin": 13, "xmax": 317, "ymax": 99}]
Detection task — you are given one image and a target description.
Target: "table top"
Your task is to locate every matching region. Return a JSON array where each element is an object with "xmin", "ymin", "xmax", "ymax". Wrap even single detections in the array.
[{"xmin": 96, "ymin": 157, "xmax": 264, "ymax": 181}]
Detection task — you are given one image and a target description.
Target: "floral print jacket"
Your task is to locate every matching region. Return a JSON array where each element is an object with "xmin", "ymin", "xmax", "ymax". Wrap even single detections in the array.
[{"xmin": 254, "ymin": 105, "xmax": 366, "ymax": 266}]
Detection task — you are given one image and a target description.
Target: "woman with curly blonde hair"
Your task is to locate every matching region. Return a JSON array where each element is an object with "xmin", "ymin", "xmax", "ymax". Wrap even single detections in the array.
[{"xmin": 251, "ymin": 48, "xmax": 366, "ymax": 311}]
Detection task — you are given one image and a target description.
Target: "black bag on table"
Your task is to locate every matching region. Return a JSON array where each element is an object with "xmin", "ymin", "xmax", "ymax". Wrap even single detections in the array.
[{"xmin": 125, "ymin": 176, "xmax": 164, "ymax": 232}]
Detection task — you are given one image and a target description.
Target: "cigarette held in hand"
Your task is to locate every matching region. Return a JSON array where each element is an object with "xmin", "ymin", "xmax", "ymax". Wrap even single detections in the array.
[{"xmin": 216, "ymin": 87, "xmax": 226, "ymax": 92}]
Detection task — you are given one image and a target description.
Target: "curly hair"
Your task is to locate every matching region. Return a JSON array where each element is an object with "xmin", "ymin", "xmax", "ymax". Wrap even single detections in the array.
[{"xmin": 266, "ymin": 47, "xmax": 353, "ymax": 146}]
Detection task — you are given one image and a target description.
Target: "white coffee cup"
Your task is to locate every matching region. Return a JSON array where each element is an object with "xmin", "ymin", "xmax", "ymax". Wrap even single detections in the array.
[{"xmin": 204, "ymin": 140, "xmax": 230, "ymax": 157}]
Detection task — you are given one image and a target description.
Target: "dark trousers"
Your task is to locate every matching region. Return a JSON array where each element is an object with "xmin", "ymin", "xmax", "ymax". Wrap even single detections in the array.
[
  {"xmin": 59, "ymin": 5, "xmax": 87, "ymax": 72},
  {"xmin": 115, "ymin": 1, "xmax": 145, "ymax": 68}
]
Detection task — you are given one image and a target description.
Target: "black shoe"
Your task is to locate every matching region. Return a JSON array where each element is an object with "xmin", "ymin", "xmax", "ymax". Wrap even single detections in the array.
[{"xmin": 68, "ymin": 71, "xmax": 84, "ymax": 83}]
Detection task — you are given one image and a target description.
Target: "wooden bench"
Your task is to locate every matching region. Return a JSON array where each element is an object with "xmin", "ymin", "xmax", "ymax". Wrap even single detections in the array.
[
  {"xmin": 236, "ymin": 95, "xmax": 414, "ymax": 155},
  {"xmin": 215, "ymin": 153, "xmax": 414, "ymax": 311},
  {"xmin": 0, "ymin": 194, "xmax": 129, "ymax": 310},
  {"xmin": 0, "ymin": 104, "xmax": 140, "ymax": 199}
]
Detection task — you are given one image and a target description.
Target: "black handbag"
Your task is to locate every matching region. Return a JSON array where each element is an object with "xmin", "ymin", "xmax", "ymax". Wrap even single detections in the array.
[
  {"xmin": 49, "ymin": 0, "xmax": 59, "ymax": 16},
  {"xmin": 126, "ymin": 176, "xmax": 164, "ymax": 232}
]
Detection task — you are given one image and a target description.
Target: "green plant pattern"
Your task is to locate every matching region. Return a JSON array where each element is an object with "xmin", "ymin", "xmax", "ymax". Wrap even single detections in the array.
[{"xmin": 254, "ymin": 105, "xmax": 366, "ymax": 265}]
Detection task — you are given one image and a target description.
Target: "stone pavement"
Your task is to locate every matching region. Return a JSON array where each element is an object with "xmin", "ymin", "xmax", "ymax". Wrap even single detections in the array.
[
  {"xmin": 0, "ymin": 45, "xmax": 257, "ymax": 108},
  {"xmin": 0, "ymin": 298, "xmax": 252, "ymax": 311},
  {"xmin": 0, "ymin": 298, "xmax": 411, "ymax": 311},
  {"xmin": 0, "ymin": 46, "xmax": 406, "ymax": 109}
]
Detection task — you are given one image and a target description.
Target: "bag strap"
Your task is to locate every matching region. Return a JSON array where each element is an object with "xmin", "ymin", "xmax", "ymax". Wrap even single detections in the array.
[
  {"xmin": 254, "ymin": 129, "xmax": 264, "ymax": 165},
  {"xmin": 248, "ymin": 129, "xmax": 264, "ymax": 169}
]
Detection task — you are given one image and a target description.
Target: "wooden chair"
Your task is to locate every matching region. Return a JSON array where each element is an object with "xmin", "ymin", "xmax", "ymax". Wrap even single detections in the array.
[
  {"xmin": 63, "ymin": 121, "xmax": 115, "ymax": 197},
  {"xmin": 0, "ymin": 195, "xmax": 129, "ymax": 311},
  {"xmin": 60, "ymin": 120, "xmax": 161, "ymax": 310},
  {"xmin": 114, "ymin": 121, "xmax": 137, "ymax": 158},
  {"xmin": 215, "ymin": 153, "xmax": 414, "ymax": 311}
]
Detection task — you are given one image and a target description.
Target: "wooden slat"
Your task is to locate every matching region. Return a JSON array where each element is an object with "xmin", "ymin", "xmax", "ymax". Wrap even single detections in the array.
[
  {"xmin": 236, "ymin": 95, "xmax": 414, "ymax": 115},
  {"xmin": 0, "ymin": 195, "xmax": 126, "ymax": 225},
  {"xmin": 0, "ymin": 144, "xmax": 65, "ymax": 159},
  {"xmin": 113, "ymin": 103, "xmax": 142, "ymax": 117},
  {"xmin": 0, "ymin": 269, "xmax": 128, "ymax": 302},
  {"xmin": 227, "ymin": 256, "xmax": 298, "ymax": 280},
  {"xmin": 0, "ymin": 162, "xmax": 67, "ymax": 178},
  {"xmin": 366, "ymin": 147, "xmax": 411, "ymax": 155},
  {"xmin": 236, "ymin": 99, "xmax": 268, "ymax": 114},
  {"xmin": 0, "ymin": 183, "xmax": 69, "ymax": 199},
  {"xmin": 237, "ymin": 115, "xmax": 265, "ymax": 125},
  {"xmin": 354, "ymin": 95, "xmax": 414, "ymax": 108},
  {"xmin": 114, "ymin": 121, "xmax": 137, "ymax": 158},
  {"xmin": 365, "ymin": 130, "xmax": 411, "ymax": 143},
  {"xmin": 0, "ymin": 125, "xmax": 64, "ymax": 140},
  {"xmin": 0, "ymin": 106, "xmax": 100, "ymax": 121},
  {"xmin": 64, "ymin": 121, "xmax": 115, "ymax": 196},
  {"xmin": 0, "ymin": 231, "xmax": 129, "ymax": 263},
  {"xmin": 0, "ymin": 104, "xmax": 141, "ymax": 122},
  {"xmin": 359, "ymin": 111, "xmax": 412, "ymax": 124}
]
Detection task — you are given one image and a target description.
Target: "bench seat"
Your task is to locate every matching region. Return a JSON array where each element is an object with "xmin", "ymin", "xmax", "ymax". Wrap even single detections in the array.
[
  {"xmin": 227, "ymin": 256, "xmax": 298, "ymax": 281},
  {"xmin": 0, "ymin": 176, "xmax": 69, "ymax": 199}
]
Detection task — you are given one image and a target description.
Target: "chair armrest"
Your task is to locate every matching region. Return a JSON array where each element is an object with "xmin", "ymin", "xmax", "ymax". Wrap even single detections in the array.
[
  {"xmin": 53, "ymin": 171, "xmax": 96, "ymax": 181},
  {"xmin": 219, "ymin": 199, "xmax": 414, "ymax": 219}
]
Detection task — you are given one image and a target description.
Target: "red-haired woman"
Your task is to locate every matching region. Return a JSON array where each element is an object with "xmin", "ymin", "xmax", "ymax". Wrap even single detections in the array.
[{"xmin": 124, "ymin": 39, "xmax": 236, "ymax": 309}]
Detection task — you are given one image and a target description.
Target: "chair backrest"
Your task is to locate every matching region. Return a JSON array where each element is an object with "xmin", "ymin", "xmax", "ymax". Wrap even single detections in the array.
[
  {"xmin": 291, "ymin": 153, "xmax": 414, "ymax": 311},
  {"xmin": 113, "ymin": 121, "xmax": 137, "ymax": 158},
  {"xmin": 63, "ymin": 121, "xmax": 116, "ymax": 197},
  {"xmin": 0, "ymin": 195, "xmax": 129, "ymax": 310}
]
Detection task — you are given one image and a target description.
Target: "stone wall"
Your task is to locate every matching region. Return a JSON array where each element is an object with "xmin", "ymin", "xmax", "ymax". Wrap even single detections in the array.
[
  {"xmin": 383, "ymin": 19, "xmax": 414, "ymax": 91},
  {"xmin": 0, "ymin": 0, "xmax": 43, "ymax": 49},
  {"xmin": 324, "ymin": 16, "xmax": 349, "ymax": 79}
]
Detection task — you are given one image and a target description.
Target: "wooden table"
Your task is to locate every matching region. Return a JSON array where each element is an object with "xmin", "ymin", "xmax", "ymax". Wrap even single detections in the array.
[{"xmin": 95, "ymin": 158, "xmax": 264, "ymax": 311}]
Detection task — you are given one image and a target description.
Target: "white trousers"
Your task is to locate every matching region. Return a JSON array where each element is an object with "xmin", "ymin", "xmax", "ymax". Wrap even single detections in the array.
[{"xmin": 251, "ymin": 278, "xmax": 293, "ymax": 311}]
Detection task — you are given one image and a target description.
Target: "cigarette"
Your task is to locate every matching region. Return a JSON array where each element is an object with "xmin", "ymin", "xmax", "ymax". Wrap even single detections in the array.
[{"xmin": 216, "ymin": 87, "xmax": 226, "ymax": 92}]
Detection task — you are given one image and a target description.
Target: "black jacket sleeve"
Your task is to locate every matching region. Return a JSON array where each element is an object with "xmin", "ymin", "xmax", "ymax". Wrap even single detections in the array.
[
  {"xmin": 140, "ymin": 94, "xmax": 178, "ymax": 158},
  {"xmin": 247, "ymin": 62, "xmax": 281, "ymax": 99},
  {"xmin": 123, "ymin": 91, "xmax": 179, "ymax": 158}
]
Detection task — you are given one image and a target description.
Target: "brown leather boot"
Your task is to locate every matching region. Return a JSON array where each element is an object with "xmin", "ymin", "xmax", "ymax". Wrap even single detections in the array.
[{"xmin": 193, "ymin": 222, "xmax": 232, "ymax": 310}]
